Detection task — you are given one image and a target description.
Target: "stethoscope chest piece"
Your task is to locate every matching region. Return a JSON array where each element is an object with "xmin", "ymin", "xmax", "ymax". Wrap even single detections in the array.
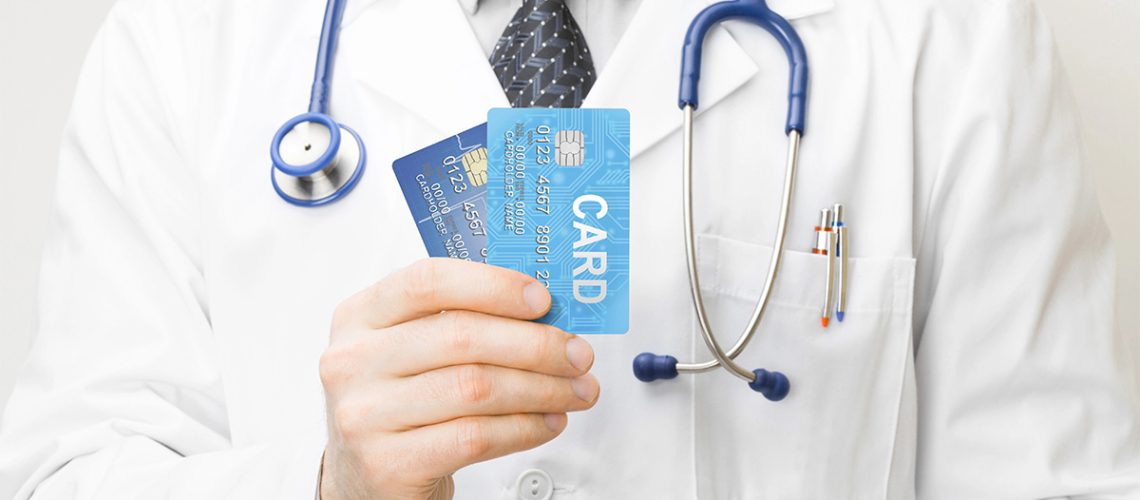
[{"xmin": 270, "ymin": 112, "xmax": 366, "ymax": 207}]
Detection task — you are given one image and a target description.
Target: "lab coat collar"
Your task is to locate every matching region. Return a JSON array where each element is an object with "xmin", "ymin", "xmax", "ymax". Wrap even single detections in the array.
[{"xmin": 342, "ymin": 0, "xmax": 834, "ymax": 158}]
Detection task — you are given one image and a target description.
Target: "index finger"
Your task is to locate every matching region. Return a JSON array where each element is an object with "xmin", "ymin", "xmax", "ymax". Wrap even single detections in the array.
[{"xmin": 343, "ymin": 259, "xmax": 552, "ymax": 329}]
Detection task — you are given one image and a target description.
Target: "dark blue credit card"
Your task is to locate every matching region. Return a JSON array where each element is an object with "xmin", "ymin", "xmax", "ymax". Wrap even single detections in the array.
[{"xmin": 392, "ymin": 124, "xmax": 490, "ymax": 262}]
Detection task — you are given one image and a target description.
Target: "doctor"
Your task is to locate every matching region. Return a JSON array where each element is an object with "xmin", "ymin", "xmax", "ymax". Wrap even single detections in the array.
[{"xmin": 1, "ymin": 0, "xmax": 1137, "ymax": 499}]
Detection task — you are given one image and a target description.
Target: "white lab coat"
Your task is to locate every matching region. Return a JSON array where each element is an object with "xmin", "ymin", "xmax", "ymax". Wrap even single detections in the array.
[{"xmin": 1, "ymin": 0, "xmax": 1137, "ymax": 498}]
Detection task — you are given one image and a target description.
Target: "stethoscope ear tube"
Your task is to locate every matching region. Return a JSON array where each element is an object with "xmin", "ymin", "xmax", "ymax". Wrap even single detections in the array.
[
  {"xmin": 308, "ymin": 0, "xmax": 349, "ymax": 115},
  {"xmin": 677, "ymin": 0, "xmax": 809, "ymax": 134},
  {"xmin": 639, "ymin": 0, "xmax": 808, "ymax": 399}
]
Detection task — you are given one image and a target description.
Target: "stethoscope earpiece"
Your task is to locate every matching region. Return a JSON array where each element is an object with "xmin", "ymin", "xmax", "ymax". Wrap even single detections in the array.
[
  {"xmin": 749, "ymin": 369, "xmax": 790, "ymax": 402},
  {"xmin": 633, "ymin": 353, "xmax": 790, "ymax": 401},
  {"xmin": 270, "ymin": 112, "xmax": 366, "ymax": 207},
  {"xmin": 632, "ymin": 353, "xmax": 679, "ymax": 382}
]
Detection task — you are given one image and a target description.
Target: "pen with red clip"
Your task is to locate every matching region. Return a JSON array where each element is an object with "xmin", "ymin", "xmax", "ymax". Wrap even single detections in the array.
[{"xmin": 813, "ymin": 208, "xmax": 836, "ymax": 328}]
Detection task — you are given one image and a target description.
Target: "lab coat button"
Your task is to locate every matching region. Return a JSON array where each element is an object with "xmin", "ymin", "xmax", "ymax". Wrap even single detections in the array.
[{"xmin": 515, "ymin": 469, "xmax": 554, "ymax": 500}]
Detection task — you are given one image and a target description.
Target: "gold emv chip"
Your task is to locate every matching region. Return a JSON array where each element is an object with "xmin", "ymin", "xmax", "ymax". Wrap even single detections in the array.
[{"xmin": 461, "ymin": 147, "xmax": 488, "ymax": 187}]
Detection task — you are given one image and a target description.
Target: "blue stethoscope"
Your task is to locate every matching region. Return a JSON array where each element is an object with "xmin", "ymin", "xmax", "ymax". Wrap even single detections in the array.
[
  {"xmin": 632, "ymin": 0, "xmax": 808, "ymax": 401},
  {"xmin": 272, "ymin": 0, "xmax": 808, "ymax": 400},
  {"xmin": 270, "ymin": 0, "xmax": 365, "ymax": 207}
]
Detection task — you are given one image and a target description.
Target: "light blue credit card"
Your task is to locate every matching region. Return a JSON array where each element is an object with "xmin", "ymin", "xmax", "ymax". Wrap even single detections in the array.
[{"xmin": 487, "ymin": 108, "xmax": 630, "ymax": 334}]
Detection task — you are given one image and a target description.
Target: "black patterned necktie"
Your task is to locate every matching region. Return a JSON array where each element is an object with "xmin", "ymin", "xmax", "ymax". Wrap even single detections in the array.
[{"xmin": 489, "ymin": 0, "xmax": 597, "ymax": 108}]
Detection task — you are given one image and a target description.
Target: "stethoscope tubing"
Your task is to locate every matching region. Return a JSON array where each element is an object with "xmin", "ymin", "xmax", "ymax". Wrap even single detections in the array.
[
  {"xmin": 678, "ymin": 105, "xmax": 803, "ymax": 379},
  {"xmin": 309, "ymin": 0, "xmax": 347, "ymax": 114},
  {"xmin": 679, "ymin": 0, "xmax": 808, "ymax": 133},
  {"xmin": 637, "ymin": 0, "xmax": 807, "ymax": 397}
]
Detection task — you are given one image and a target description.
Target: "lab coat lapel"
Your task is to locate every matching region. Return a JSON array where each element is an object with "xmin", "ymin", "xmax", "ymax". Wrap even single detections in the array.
[
  {"xmin": 342, "ymin": 0, "xmax": 509, "ymax": 134},
  {"xmin": 583, "ymin": 0, "xmax": 834, "ymax": 159}
]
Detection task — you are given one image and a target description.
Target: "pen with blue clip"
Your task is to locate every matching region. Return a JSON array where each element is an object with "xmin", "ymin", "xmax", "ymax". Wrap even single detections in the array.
[{"xmin": 833, "ymin": 204, "xmax": 848, "ymax": 322}]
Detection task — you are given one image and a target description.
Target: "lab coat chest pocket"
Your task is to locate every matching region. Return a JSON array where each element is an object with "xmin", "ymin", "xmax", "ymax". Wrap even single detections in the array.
[{"xmin": 693, "ymin": 234, "xmax": 916, "ymax": 499}]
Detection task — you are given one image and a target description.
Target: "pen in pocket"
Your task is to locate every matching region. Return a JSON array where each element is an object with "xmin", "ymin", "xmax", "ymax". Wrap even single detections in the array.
[
  {"xmin": 813, "ymin": 208, "xmax": 835, "ymax": 328},
  {"xmin": 833, "ymin": 204, "xmax": 848, "ymax": 322}
]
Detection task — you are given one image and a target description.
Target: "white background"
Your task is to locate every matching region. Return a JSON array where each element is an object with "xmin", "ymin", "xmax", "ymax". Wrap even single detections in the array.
[{"xmin": 1, "ymin": 0, "xmax": 1137, "ymax": 413}]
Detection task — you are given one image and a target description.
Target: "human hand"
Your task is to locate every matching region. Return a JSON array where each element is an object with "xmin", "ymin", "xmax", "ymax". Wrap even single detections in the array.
[{"xmin": 319, "ymin": 259, "xmax": 599, "ymax": 500}]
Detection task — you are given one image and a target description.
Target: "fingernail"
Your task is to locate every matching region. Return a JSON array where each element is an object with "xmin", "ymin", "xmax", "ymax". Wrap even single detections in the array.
[
  {"xmin": 523, "ymin": 282, "xmax": 551, "ymax": 314},
  {"xmin": 565, "ymin": 337, "xmax": 594, "ymax": 372},
  {"xmin": 544, "ymin": 413, "xmax": 567, "ymax": 432},
  {"xmin": 571, "ymin": 375, "xmax": 597, "ymax": 402}
]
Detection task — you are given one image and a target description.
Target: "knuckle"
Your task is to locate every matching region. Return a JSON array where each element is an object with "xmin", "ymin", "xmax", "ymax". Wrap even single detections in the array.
[
  {"xmin": 494, "ymin": 280, "xmax": 531, "ymax": 312},
  {"xmin": 455, "ymin": 365, "xmax": 492, "ymax": 405},
  {"xmin": 332, "ymin": 399, "xmax": 370, "ymax": 440},
  {"xmin": 524, "ymin": 414, "xmax": 548, "ymax": 439},
  {"xmin": 401, "ymin": 259, "xmax": 442, "ymax": 304},
  {"xmin": 455, "ymin": 418, "xmax": 492, "ymax": 460},
  {"xmin": 513, "ymin": 414, "xmax": 550, "ymax": 449},
  {"xmin": 442, "ymin": 312, "xmax": 476, "ymax": 356},
  {"xmin": 541, "ymin": 378, "xmax": 565, "ymax": 408},
  {"xmin": 318, "ymin": 345, "xmax": 354, "ymax": 388},
  {"xmin": 528, "ymin": 326, "xmax": 559, "ymax": 365},
  {"xmin": 330, "ymin": 298, "xmax": 358, "ymax": 331}
]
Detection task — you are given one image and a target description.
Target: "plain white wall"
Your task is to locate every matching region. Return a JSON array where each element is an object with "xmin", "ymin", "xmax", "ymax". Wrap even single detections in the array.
[{"xmin": 1, "ymin": 0, "xmax": 1137, "ymax": 412}]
